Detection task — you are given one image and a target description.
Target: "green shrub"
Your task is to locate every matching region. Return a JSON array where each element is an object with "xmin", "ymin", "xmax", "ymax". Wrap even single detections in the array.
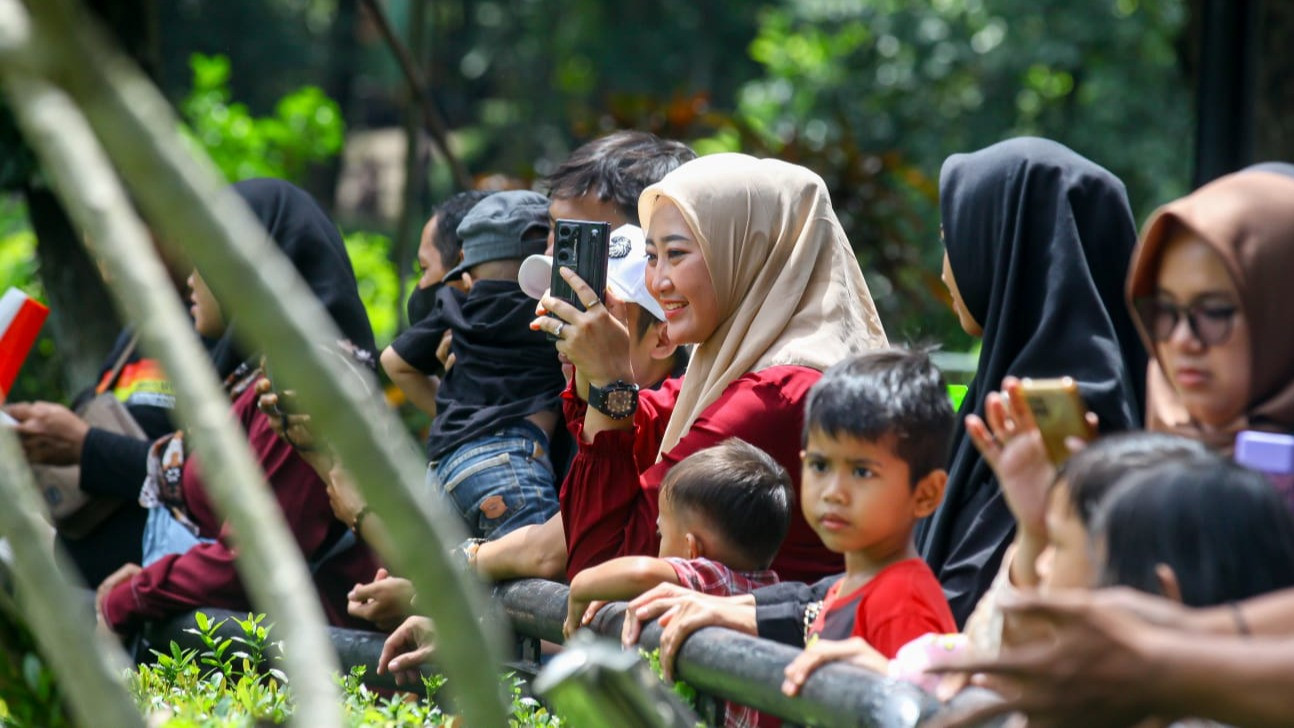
[{"xmin": 130, "ymin": 612, "xmax": 564, "ymax": 727}]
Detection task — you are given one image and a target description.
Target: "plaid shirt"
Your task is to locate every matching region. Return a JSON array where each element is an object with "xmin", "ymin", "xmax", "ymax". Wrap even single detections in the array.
[{"xmin": 663, "ymin": 557, "xmax": 779, "ymax": 728}]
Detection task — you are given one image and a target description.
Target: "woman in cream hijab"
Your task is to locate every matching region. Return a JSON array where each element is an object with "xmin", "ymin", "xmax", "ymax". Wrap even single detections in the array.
[{"xmin": 538, "ymin": 153, "xmax": 886, "ymax": 582}]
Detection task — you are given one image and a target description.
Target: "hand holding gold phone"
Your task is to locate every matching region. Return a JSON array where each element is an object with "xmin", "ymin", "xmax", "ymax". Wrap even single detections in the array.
[{"xmin": 1016, "ymin": 377, "xmax": 1095, "ymax": 465}]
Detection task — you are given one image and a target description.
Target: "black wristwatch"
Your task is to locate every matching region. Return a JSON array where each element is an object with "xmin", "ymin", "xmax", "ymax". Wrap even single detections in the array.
[{"xmin": 587, "ymin": 379, "xmax": 640, "ymax": 419}]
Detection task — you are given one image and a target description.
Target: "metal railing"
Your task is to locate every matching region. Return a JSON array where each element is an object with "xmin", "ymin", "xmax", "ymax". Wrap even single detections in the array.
[{"xmin": 144, "ymin": 579, "xmax": 1002, "ymax": 727}]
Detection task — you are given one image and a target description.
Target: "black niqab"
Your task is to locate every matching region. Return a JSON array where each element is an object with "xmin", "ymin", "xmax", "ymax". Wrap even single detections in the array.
[
  {"xmin": 206, "ymin": 179, "xmax": 376, "ymax": 377},
  {"xmin": 916, "ymin": 137, "xmax": 1146, "ymax": 624}
]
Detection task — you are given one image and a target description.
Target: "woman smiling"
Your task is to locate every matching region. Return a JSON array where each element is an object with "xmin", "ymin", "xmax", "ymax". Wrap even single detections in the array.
[{"xmin": 537, "ymin": 153, "xmax": 887, "ymax": 583}]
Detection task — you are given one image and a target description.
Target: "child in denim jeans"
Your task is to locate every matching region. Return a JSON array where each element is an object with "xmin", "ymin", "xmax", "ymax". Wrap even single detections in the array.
[{"xmin": 386, "ymin": 191, "xmax": 564, "ymax": 539}]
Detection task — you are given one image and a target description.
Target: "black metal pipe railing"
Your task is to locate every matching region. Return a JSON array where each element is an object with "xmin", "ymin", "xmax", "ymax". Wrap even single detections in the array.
[
  {"xmin": 142, "ymin": 579, "xmax": 1001, "ymax": 726},
  {"xmin": 496, "ymin": 579, "xmax": 956, "ymax": 728}
]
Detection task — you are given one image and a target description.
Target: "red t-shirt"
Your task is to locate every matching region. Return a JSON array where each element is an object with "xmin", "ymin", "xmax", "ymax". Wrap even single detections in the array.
[
  {"xmin": 808, "ymin": 558, "xmax": 956, "ymax": 658},
  {"xmin": 102, "ymin": 379, "xmax": 381, "ymax": 633},
  {"xmin": 560, "ymin": 365, "xmax": 843, "ymax": 583}
]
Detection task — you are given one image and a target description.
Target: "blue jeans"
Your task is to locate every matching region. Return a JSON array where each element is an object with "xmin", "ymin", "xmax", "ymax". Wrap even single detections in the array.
[
  {"xmin": 429, "ymin": 421, "xmax": 558, "ymax": 540},
  {"xmin": 140, "ymin": 505, "xmax": 215, "ymax": 567}
]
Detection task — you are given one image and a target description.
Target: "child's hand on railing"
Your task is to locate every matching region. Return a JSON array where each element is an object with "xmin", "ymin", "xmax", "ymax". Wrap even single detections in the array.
[{"xmin": 781, "ymin": 636, "xmax": 888, "ymax": 696}]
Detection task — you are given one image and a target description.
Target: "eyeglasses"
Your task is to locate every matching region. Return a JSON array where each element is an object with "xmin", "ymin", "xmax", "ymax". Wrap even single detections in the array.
[{"xmin": 1134, "ymin": 296, "xmax": 1240, "ymax": 347}]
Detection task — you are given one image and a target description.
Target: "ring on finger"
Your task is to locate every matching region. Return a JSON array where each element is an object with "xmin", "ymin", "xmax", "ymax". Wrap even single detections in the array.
[
  {"xmin": 554, "ymin": 321, "xmax": 566, "ymax": 338},
  {"xmin": 583, "ymin": 298, "xmax": 602, "ymax": 309}
]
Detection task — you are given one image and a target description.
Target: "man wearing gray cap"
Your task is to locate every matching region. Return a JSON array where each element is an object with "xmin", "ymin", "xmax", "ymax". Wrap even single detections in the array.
[{"xmin": 385, "ymin": 190, "xmax": 566, "ymax": 541}]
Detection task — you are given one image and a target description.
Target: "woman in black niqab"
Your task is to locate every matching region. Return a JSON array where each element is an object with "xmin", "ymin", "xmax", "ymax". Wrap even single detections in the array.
[
  {"xmin": 915, "ymin": 137, "xmax": 1146, "ymax": 624},
  {"xmin": 206, "ymin": 178, "xmax": 376, "ymax": 378}
]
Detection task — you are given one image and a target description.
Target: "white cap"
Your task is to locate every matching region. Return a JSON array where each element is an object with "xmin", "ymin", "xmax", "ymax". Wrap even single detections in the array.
[{"xmin": 518, "ymin": 223, "xmax": 666, "ymax": 321}]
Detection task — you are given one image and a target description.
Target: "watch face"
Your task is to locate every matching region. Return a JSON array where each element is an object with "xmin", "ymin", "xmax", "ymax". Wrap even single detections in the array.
[{"xmin": 607, "ymin": 390, "xmax": 634, "ymax": 415}]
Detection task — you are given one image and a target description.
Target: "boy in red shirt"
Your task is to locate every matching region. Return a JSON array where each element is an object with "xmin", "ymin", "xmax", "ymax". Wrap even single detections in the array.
[{"xmin": 793, "ymin": 349, "xmax": 957, "ymax": 668}]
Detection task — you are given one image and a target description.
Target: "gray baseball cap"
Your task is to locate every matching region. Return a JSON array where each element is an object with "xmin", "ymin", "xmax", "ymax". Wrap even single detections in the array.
[{"xmin": 444, "ymin": 190, "xmax": 550, "ymax": 281}]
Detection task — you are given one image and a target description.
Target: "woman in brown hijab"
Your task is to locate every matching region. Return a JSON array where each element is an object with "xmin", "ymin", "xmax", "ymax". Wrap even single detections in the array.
[{"xmin": 1126, "ymin": 168, "xmax": 1294, "ymax": 451}]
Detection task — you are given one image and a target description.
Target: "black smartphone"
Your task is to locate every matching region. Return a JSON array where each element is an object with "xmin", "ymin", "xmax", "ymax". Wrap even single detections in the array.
[{"xmin": 548, "ymin": 219, "xmax": 610, "ymax": 340}]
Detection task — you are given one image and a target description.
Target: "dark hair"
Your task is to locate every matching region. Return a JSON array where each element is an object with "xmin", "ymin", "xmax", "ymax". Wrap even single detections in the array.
[
  {"xmin": 1056, "ymin": 431, "xmax": 1209, "ymax": 528},
  {"xmin": 542, "ymin": 131, "xmax": 696, "ymax": 225},
  {"xmin": 661, "ymin": 438, "xmax": 792, "ymax": 569},
  {"xmin": 803, "ymin": 349, "xmax": 953, "ymax": 484},
  {"xmin": 1096, "ymin": 457, "xmax": 1294, "ymax": 607},
  {"xmin": 630, "ymin": 303, "xmax": 689, "ymax": 379},
  {"xmin": 431, "ymin": 190, "xmax": 492, "ymax": 269}
]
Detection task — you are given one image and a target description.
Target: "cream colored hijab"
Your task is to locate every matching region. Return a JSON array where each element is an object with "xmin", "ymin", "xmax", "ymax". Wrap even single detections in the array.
[{"xmin": 639, "ymin": 153, "xmax": 888, "ymax": 457}]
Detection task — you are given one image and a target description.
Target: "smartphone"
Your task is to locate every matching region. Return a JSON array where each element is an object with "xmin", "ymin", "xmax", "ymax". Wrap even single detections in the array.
[
  {"xmin": 548, "ymin": 219, "xmax": 610, "ymax": 340},
  {"xmin": 1017, "ymin": 377, "xmax": 1094, "ymax": 465}
]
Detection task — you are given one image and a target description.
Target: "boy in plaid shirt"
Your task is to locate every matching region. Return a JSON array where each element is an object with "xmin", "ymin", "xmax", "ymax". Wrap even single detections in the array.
[
  {"xmin": 564, "ymin": 437, "xmax": 789, "ymax": 634},
  {"xmin": 564, "ymin": 437, "xmax": 789, "ymax": 728}
]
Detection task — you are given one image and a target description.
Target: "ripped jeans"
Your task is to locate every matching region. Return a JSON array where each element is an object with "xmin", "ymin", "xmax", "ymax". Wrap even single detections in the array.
[{"xmin": 429, "ymin": 421, "xmax": 558, "ymax": 541}]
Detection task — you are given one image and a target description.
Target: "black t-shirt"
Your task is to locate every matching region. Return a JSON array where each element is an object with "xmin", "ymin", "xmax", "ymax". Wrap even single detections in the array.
[{"xmin": 391, "ymin": 280, "xmax": 565, "ymax": 461}]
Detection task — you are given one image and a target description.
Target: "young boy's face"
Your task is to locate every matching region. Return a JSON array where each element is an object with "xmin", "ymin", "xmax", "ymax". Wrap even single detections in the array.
[
  {"xmin": 656, "ymin": 496, "xmax": 691, "ymax": 559},
  {"xmin": 1036, "ymin": 480, "xmax": 1096, "ymax": 593},
  {"xmin": 800, "ymin": 428, "xmax": 922, "ymax": 560}
]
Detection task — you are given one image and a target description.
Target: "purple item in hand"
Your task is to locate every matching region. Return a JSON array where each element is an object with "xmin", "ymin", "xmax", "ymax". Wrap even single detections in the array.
[{"xmin": 1235, "ymin": 430, "xmax": 1294, "ymax": 511}]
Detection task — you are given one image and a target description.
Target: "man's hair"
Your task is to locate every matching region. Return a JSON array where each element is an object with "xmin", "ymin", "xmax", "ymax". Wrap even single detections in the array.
[
  {"xmin": 804, "ymin": 348, "xmax": 954, "ymax": 485},
  {"xmin": 431, "ymin": 190, "xmax": 492, "ymax": 269},
  {"xmin": 661, "ymin": 438, "xmax": 791, "ymax": 570},
  {"xmin": 542, "ymin": 131, "xmax": 696, "ymax": 225},
  {"xmin": 1055, "ymin": 431, "xmax": 1209, "ymax": 529}
]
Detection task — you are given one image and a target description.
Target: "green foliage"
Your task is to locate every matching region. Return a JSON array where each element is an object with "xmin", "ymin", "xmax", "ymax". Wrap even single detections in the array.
[
  {"xmin": 180, "ymin": 53, "xmax": 344, "ymax": 184},
  {"xmin": 639, "ymin": 648, "xmax": 698, "ymax": 711},
  {"xmin": 679, "ymin": 0, "xmax": 1192, "ymax": 345},
  {"xmin": 342, "ymin": 230, "xmax": 400, "ymax": 348},
  {"xmin": 0, "ymin": 197, "xmax": 39, "ymax": 298},
  {"xmin": 128, "ymin": 613, "xmax": 565, "ymax": 727},
  {"xmin": 0, "ymin": 591, "xmax": 73, "ymax": 728},
  {"xmin": 179, "ymin": 53, "xmax": 402, "ymax": 349}
]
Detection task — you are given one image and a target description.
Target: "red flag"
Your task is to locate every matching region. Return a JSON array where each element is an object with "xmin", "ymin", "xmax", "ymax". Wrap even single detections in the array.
[{"xmin": 0, "ymin": 287, "xmax": 49, "ymax": 401}]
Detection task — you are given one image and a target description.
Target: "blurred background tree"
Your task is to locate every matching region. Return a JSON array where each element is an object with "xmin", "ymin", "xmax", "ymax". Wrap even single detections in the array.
[{"xmin": 5, "ymin": 0, "xmax": 1292, "ymax": 402}]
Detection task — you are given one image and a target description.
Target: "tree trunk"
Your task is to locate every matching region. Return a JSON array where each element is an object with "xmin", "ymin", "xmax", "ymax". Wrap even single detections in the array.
[
  {"xmin": 26, "ymin": 0, "xmax": 157, "ymax": 394},
  {"xmin": 311, "ymin": 0, "xmax": 359, "ymax": 210},
  {"xmin": 25, "ymin": 186, "xmax": 119, "ymax": 394}
]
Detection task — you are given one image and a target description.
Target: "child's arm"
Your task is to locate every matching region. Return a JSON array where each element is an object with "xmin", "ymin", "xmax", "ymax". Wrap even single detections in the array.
[
  {"xmin": 781, "ymin": 637, "xmax": 890, "ymax": 696},
  {"xmin": 381, "ymin": 345, "xmax": 441, "ymax": 417},
  {"xmin": 563, "ymin": 557, "xmax": 682, "ymax": 639}
]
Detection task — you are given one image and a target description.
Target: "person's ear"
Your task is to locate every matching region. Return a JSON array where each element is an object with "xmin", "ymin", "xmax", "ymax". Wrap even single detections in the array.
[
  {"xmin": 912, "ymin": 469, "xmax": 948, "ymax": 518},
  {"xmin": 648, "ymin": 322, "xmax": 677, "ymax": 361},
  {"xmin": 1154, "ymin": 563, "xmax": 1183, "ymax": 603},
  {"xmin": 684, "ymin": 532, "xmax": 704, "ymax": 561}
]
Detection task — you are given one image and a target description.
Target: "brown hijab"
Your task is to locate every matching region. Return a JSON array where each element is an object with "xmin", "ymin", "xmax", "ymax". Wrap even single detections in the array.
[
  {"xmin": 638, "ymin": 153, "xmax": 888, "ymax": 457},
  {"xmin": 1126, "ymin": 170, "xmax": 1294, "ymax": 451}
]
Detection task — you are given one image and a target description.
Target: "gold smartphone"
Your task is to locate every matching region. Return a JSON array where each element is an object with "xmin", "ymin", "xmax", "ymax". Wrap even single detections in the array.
[{"xmin": 1017, "ymin": 377, "xmax": 1095, "ymax": 465}]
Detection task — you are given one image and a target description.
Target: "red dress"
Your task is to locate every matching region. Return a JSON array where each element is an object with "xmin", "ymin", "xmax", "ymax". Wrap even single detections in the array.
[
  {"xmin": 560, "ymin": 365, "xmax": 843, "ymax": 583},
  {"xmin": 807, "ymin": 558, "xmax": 955, "ymax": 658},
  {"xmin": 102, "ymin": 380, "xmax": 381, "ymax": 633}
]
